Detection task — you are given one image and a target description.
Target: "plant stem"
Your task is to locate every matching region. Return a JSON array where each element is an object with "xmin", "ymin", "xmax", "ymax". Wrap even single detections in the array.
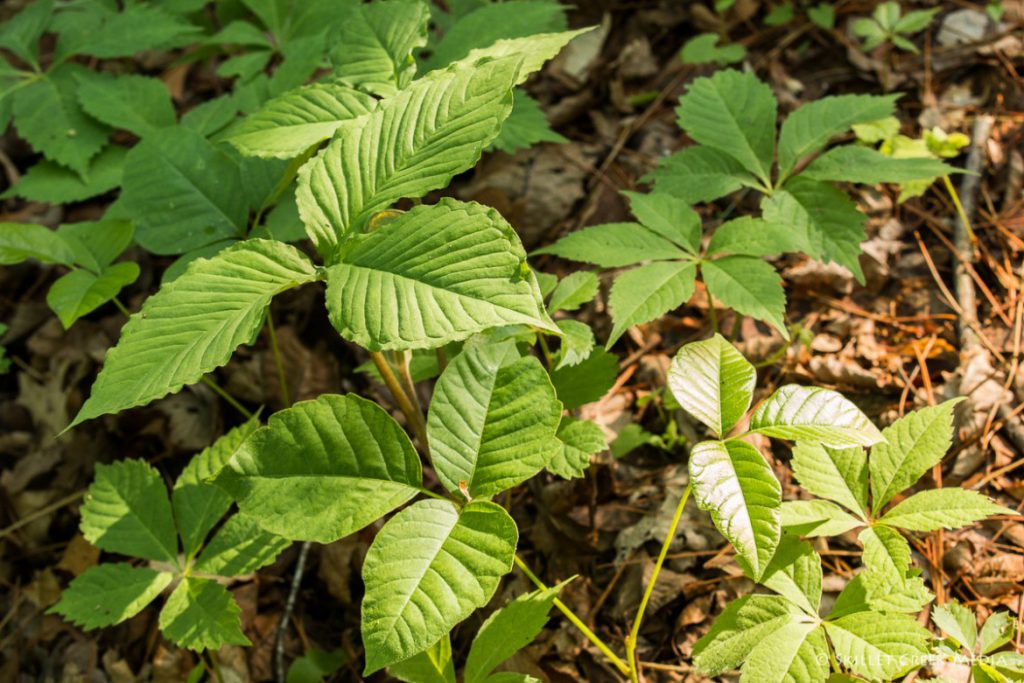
[
  {"xmin": 435, "ymin": 346, "xmax": 448, "ymax": 373},
  {"xmin": 266, "ymin": 309, "xmax": 291, "ymax": 407},
  {"xmin": 513, "ymin": 555, "xmax": 632, "ymax": 677},
  {"xmin": 200, "ymin": 376, "xmax": 254, "ymax": 420},
  {"xmin": 943, "ymin": 174, "xmax": 976, "ymax": 243},
  {"xmin": 393, "ymin": 351, "xmax": 425, "ymax": 430},
  {"xmin": 626, "ymin": 483, "xmax": 693, "ymax": 683},
  {"xmin": 707, "ymin": 291, "xmax": 718, "ymax": 334},
  {"xmin": 111, "ymin": 296, "xmax": 132, "ymax": 318},
  {"xmin": 369, "ymin": 351, "xmax": 428, "ymax": 449}
]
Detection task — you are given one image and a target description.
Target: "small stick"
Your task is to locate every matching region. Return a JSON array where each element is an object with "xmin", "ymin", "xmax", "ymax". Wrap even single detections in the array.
[{"xmin": 275, "ymin": 540, "xmax": 311, "ymax": 683}]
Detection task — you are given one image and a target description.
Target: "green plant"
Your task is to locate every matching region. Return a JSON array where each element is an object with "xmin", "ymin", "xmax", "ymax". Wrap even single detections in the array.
[
  {"xmin": 851, "ymin": 2, "xmax": 939, "ymax": 54},
  {"xmin": 680, "ymin": 33, "xmax": 746, "ymax": 67},
  {"xmin": 50, "ymin": 418, "xmax": 289, "ymax": 650},
  {"xmin": 932, "ymin": 602, "xmax": 1024, "ymax": 681},
  {"xmin": 660, "ymin": 335, "xmax": 1012, "ymax": 682},
  {"xmin": 0, "ymin": 322, "xmax": 10, "ymax": 374},
  {"xmin": 51, "ymin": 24, "xmax": 616, "ymax": 674},
  {"xmin": 0, "ymin": 219, "xmax": 137, "ymax": 328},
  {"xmin": 537, "ymin": 69, "xmax": 957, "ymax": 343}
]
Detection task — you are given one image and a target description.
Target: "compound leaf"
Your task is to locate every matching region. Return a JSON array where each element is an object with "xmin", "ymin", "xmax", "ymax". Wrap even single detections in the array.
[
  {"xmin": 675, "ymin": 69, "xmax": 776, "ymax": 184},
  {"xmin": 50, "ymin": 564, "xmax": 172, "ymax": 630},
  {"xmin": 159, "ymin": 577, "xmax": 250, "ymax": 651},
  {"xmin": 533, "ymin": 222, "xmax": 687, "ymax": 268},
  {"xmin": 689, "ymin": 439, "xmax": 781, "ymax": 580},
  {"xmin": 71, "ymin": 240, "xmax": 315, "ymax": 427},
  {"xmin": 325, "ymin": 200, "xmax": 556, "ymax": 351},
  {"xmin": 667, "ymin": 333, "xmax": 755, "ymax": 438},
  {"xmin": 932, "ymin": 601, "xmax": 978, "ymax": 652},
  {"xmin": 790, "ymin": 442, "xmax": 868, "ymax": 517},
  {"xmin": 216, "ymin": 394, "xmax": 423, "ymax": 543},
  {"xmin": 749, "ymin": 385, "xmax": 883, "ymax": 448},
  {"xmin": 825, "ymin": 611, "xmax": 930, "ymax": 681},
  {"xmin": 427, "ymin": 342, "xmax": 561, "ymax": 497},
  {"xmin": 870, "ymin": 399, "xmax": 963, "ymax": 514},
  {"xmin": 361, "ymin": 499, "xmax": 518, "ymax": 674},
  {"xmin": 880, "ymin": 488, "xmax": 1013, "ymax": 532},
  {"xmin": 80, "ymin": 460, "xmax": 178, "ymax": 564},
  {"xmin": 226, "ymin": 82, "xmax": 377, "ymax": 159},
  {"xmin": 703, "ymin": 256, "xmax": 788, "ymax": 337}
]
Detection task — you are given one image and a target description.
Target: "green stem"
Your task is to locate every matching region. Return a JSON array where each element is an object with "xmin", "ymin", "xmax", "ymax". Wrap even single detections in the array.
[
  {"xmin": 370, "ymin": 351, "xmax": 428, "ymax": 449},
  {"xmin": 943, "ymin": 175, "xmax": 976, "ymax": 243},
  {"xmin": 537, "ymin": 334, "xmax": 554, "ymax": 368},
  {"xmin": 707, "ymin": 290, "xmax": 718, "ymax": 334},
  {"xmin": 513, "ymin": 555, "xmax": 632, "ymax": 677},
  {"xmin": 111, "ymin": 296, "xmax": 132, "ymax": 318},
  {"xmin": 626, "ymin": 484, "xmax": 693, "ymax": 682},
  {"xmin": 200, "ymin": 376, "xmax": 254, "ymax": 420},
  {"xmin": 266, "ymin": 308, "xmax": 291, "ymax": 407}
]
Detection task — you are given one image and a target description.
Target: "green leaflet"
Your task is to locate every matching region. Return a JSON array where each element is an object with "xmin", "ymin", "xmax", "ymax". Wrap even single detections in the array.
[
  {"xmin": 56, "ymin": 219, "xmax": 134, "ymax": 273},
  {"xmin": 489, "ymin": 88, "xmax": 567, "ymax": 154},
  {"xmin": 790, "ymin": 441, "xmax": 869, "ymax": 517},
  {"xmin": 549, "ymin": 346, "xmax": 618, "ymax": 410},
  {"xmin": 549, "ymin": 417, "xmax": 606, "ymax": 480},
  {"xmin": 361, "ymin": 499, "xmax": 518, "ymax": 674},
  {"xmin": 427, "ymin": 342, "xmax": 561, "ymax": 497},
  {"xmin": 46, "ymin": 262, "xmax": 139, "ymax": 329},
  {"xmin": 622, "ymin": 191, "xmax": 702, "ymax": 253},
  {"xmin": 324, "ymin": 199, "xmax": 556, "ymax": 351},
  {"xmin": 49, "ymin": 564, "xmax": 173, "ymax": 630},
  {"xmin": 741, "ymin": 621, "xmax": 829, "ymax": 683},
  {"xmin": 192, "ymin": 514, "xmax": 290, "ymax": 576},
  {"xmin": 692, "ymin": 595, "xmax": 797, "ymax": 676},
  {"xmin": 75, "ymin": 73, "xmax": 176, "ymax": 137},
  {"xmin": 869, "ymin": 398, "xmax": 963, "ymax": 513},
  {"xmin": 667, "ymin": 333, "xmax": 755, "ymax": 438},
  {"xmin": 159, "ymin": 577, "xmax": 251, "ymax": 651},
  {"xmin": 675, "ymin": 69, "xmax": 777, "ymax": 185},
  {"xmin": 3, "ymin": 145, "xmax": 126, "ymax": 204},
  {"xmin": 701, "ymin": 256, "xmax": 788, "ymax": 337},
  {"xmin": 297, "ymin": 53, "xmax": 517, "ymax": 255},
  {"xmin": 0, "ymin": 223, "xmax": 77, "ymax": 266},
  {"xmin": 802, "ymin": 145, "xmax": 956, "ymax": 184},
  {"xmin": 216, "ymin": 394, "xmax": 423, "ymax": 543},
  {"xmin": 780, "ymin": 499, "xmax": 863, "ymax": 537},
  {"xmin": 642, "ymin": 146, "xmax": 756, "ymax": 204},
  {"xmin": 329, "ymin": 0, "xmax": 429, "ymax": 97},
  {"xmin": 607, "ymin": 261, "xmax": 695, "ymax": 347},
  {"xmin": 533, "ymin": 222, "xmax": 687, "ymax": 268},
  {"xmin": 547, "ymin": 270, "xmax": 599, "ymax": 313},
  {"xmin": 760, "ymin": 534, "xmax": 822, "ymax": 616},
  {"xmin": 978, "ymin": 611, "xmax": 1014, "ymax": 655},
  {"xmin": 554, "ymin": 319, "xmax": 594, "ymax": 369},
  {"xmin": 932, "ymin": 601, "xmax": 978, "ymax": 651},
  {"xmin": 879, "ymin": 488, "xmax": 1014, "ymax": 532},
  {"xmin": 226, "ymin": 82, "xmax": 377, "ymax": 159},
  {"xmin": 70, "ymin": 240, "xmax": 316, "ymax": 428},
  {"xmin": 689, "ymin": 439, "xmax": 781, "ymax": 580},
  {"xmin": 749, "ymin": 385, "xmax": 883, "ymax": 448},
  {"xmin": 824, "ymin": 611, "xmax": 930, "ymax": 681},
  {"xmin": 80, "ymin": 460, "xmax": 179, "ymax": 564},
  {"xmin": 706, "ymin": 216, "xmax": 809, "ymax": 258},
  {"xmin": 390, "ymin": 637, "xmax": 456, "ymax": 683}
]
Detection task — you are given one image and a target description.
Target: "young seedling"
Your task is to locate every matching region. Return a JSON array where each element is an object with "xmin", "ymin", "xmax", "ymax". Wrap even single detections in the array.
[
  {"xmin": 851, "ymin": 2, "xmax": 940, "ymax": 54},
  {"xmin": 932, "ymin": 602, "xmax": 1024, "ymax": 681}
]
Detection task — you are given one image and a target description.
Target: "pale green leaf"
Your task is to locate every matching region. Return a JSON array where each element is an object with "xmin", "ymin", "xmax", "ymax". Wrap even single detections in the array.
[
  {"xmin": 643, "ymin": 146, "xmax": 757, "ymax": 204},
  {"xmin": 550, "ymin": 346, "xmax": 618, "ymax": 410},
  {"xmin": 173, "ymin": 417, "xmax": 261, "ymax": 558},
  {"xmin": 329, "ymin": 0, "xmax": 429, "ymax": 97},
  {"xmin": 675, "ymin": 69, "xmax": 777, "ymax": 184},
  {"xmin": 749, "ymin": 385, "xmax": 883, "ymax": 448},
  {"xmin": 825, "ymin": 611, "xmax": 931, "ymax": 681},
  {"xmin": 427, "ymin": 342, "xmax": 561, "ymax": 497},
  {"xmin": 880, "ymin": 488, "xmax": 1013, "ymax": 531},
  {"xmin": 803, "ymin": 145, "xmax": 956, "ymax": 184},
  {"xmin": 216, "ymin": 394, "xmax": 423, "ymax": 543},
  {"xmin": 361, "ymin": 499, "xmax": 518, "ymax": 673},
  {"xmin": 689, "ymin": 440, "xmax": 781, "ymax": 579},
  {"xmin": 455, "ymin": 29, "xmax": 591, "ymax": 84},
  {"xmin": 159, "ymin": 577, "xmax": 250, "ymax": 651},
  {"xmin": 702, "ymin": 256, "xmax": 788, "ymax": 338},
  {"xmin": 607, "ymin": 261, "xmax": 695, "ymax": 348},
  {"xmin": 858, "ymin": 568, "xmax": 932, "ymax": 616},
  {"xmin": 390, "ymin": 637, "xmax": 455, "ymax": 683},
  {"xmin": 2, "ymin": 145, "xmax": 126, "ymax": 204},
  {"xmin": 555, "ymin": 319, "xmax": 594, "ymax": 369},
  {"xmin": 47, "ymin": 262, "xmax": 139, "ymax": 329},
  {"xmin": 780, "ymin": 499, "xmax": 863, "ymax": 536},
  {"xmin": 121, "ymin": 126, "xmax": 246, "ymax": 255},
  {"xmin": 0, "ymin": 223, "xmax": 76, "ymax": 266},
  {"xmin": 193, "ymin": 514, "xmax": 290, "ymax": 576},
  {"xmin": 76, "ymin": 73, "xmax": 175, "ymax": 137},
  {"xmin": 979, "ymin": 611, "xmax": 1014, "ymax": 655},
  {"xmin": 777, "ymin": 94, "xmax": 898, "ymax": 178},
  {"xmin": 707, "ymin": 217, "xmax": 809, "ymax": 258},
  {"xmin": 50, "ymin": 564, "xmax": 172, "ymax": 630},
  {"xmin": 870, "ymin": 399, "xmax": 964, "ymax": 514},
  {"xmin": 679, "ymin": 33, "xmax": 746, "ymax": 66},
  {"xmin": 56, "ymin": 219, "xmax": 133, "ymax": 272},
  {"xmin": 325, "ymin": 200, "xmax": 555, "ymax": 351},
  {"xmin": 226, "ymin": 82, "xmax": 377, "ymax": 159},
  {"xmin": 790, "ymin": 442, "xmax": 869, "ymax": 516},
  {"xmin": 549, "ymin": 417, "xmax": 606, "ymax": 479},
  {"xmin": 533, "ymin": 222, "xmax": 686, "ymax": 268},
  {"xmin": 464, "ymin": 583, "xmax": 566, "ymax": 683},
  {"xmin": 760, "ymin": 534, "xmax": 822, "ymax": 615},
  {"xmin": 489, "ymin": 88, "xmax": 566, "ymax": 154},
  {"xmin": 895, "ymin": 7, "xmax": 939, "ymax": 33},
  {"xmin": 298, "ymin": 50, "xmax": 515, "ymax": 252},
  {"xmin": 623, "ymin": 191, "xmax": 701, "ymax": 253},
  {"xmin": 932, "ymin": 601, "xmax": 978, "ymax": 651},
  {"xmin": 692, "ymin": 595, "xmax": 797, "ymax": 676},
  {"xmin": 742, "ymin": 621, "xmax": 829, "ymax": 683},
  {"xmin": 763, "ymin": 178, "xmax": 867, "ymax": 281},
  {"xmin": 667, "ymin": 333, "xmax": 755, "ymax": 437},
  {"xmin": 860, "ymin": 525, "xmax": 912, "ymax": 579},
  {"xmin": 71, "ymin": 240, "xmax": 316, "ymax": 427},
  {"xmin": 80, "ymin": 460, "xmax": 178, "ymax": 564},
  {"xmin": 548, "ymin": 271, "xmax": 599, "ymax": 313}
]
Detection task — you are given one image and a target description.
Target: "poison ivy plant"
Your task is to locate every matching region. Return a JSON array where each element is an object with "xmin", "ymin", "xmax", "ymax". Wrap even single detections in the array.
[
  {"xmin": 0, "ymin": 220, "xmax": 138, "ymax": 328},
  {"xmin": 851, "ymin": 2, "xmax": 939, "ymax": 54},
  {"xmin": 50, "ymin": 419, "xmax": 289, "ymax": 651},
  {"xmin": 664, "ymin": 335, "xmax": 1012, "ymax": 682},
  {"xmin": 932, "ymin": 602, "xmax": 1024, "ymax": 682}
]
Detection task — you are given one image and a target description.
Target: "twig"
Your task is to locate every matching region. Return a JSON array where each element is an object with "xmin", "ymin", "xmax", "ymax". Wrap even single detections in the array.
[{"xmin": 275, "ymin": 540, "xmax": 311, "ymax": 683}]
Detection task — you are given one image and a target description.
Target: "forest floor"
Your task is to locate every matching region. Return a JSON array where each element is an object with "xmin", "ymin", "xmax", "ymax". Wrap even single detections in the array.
[{"xmin": 2, "ymin": 1, "xmax": 1024, "ymax": 682}]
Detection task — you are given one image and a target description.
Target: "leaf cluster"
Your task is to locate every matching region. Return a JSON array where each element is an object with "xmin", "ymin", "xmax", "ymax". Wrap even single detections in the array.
[{"xmin": 852, "ymin": 2, "xmax": 940, "ymax": 53}]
